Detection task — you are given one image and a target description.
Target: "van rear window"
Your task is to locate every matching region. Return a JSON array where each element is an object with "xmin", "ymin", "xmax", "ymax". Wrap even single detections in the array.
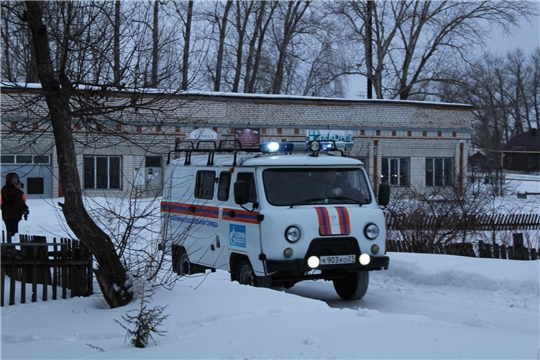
[
  {"xmin": 195, "ymin": 170, "xmax": 216, "ymax": 199},
  {"xmin": 218, "ymin": 171, "xmax": 231, "ymax": 201}
]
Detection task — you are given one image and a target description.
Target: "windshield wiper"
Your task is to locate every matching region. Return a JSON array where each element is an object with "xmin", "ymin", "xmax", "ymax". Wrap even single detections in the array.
[{"xmin": 290, "ymin": 196, "xmax": 363, "ymax": 208}]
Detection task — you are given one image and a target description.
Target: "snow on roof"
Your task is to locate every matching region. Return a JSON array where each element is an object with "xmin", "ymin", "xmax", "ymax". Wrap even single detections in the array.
[{"xmin": 0, "ymin": 82, "xmax": 473, "ymax": 108}]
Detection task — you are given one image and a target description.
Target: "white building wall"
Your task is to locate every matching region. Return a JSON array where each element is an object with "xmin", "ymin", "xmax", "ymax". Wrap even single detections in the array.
[{"xmin": 1, "ymin": 90, "xmax": 473, "ymax": 198}]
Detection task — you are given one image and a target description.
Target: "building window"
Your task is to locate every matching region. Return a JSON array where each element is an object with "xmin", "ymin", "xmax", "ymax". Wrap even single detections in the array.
[
  {"xmin": 1, "ymin": 155, "xmax": 15, "ymax": 164},
  {"xmin": 382, "ymin": 157, "xmax": 410, "ymax": 186},
  {"xmin": 194, "ymin": 170, "xmax": 215, "ymax": 199},
  {"xmin": 426, "ymin": 158, "xmax": 453, "ymax": 186},
  {"xmin": 83, "ymin": 156, "xmax": 122, "ymax": 190},
  {"xmin": 0, "ymin": 155, "xmax": 50, "ymax": 165}
]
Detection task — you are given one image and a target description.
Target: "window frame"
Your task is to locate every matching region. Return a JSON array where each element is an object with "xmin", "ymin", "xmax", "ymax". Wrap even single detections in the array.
[
  {"xmin": 83, "ymin": 155, "xmax": 122, "ymax": 190},
  {"xmin": 425, "ymin": 158, "xmax": 454, "ymax": 187},
  {"xmin": 381, "ymin": 157, "xmax": 410, "ymax": 186},
  {"xmin": 194, "ymin": 170, "xmax": 216, "ymax": 199},
  {"xmin": 236, "ymin": 172, "xmax": 257, "ymax": 203},
  {"xmin": 0, "ymin": 154, "xmax": 50, "ymax": 165},
  {"xmin": 217, "ymin": 171, "xmax": 231, "ymax": 201}
]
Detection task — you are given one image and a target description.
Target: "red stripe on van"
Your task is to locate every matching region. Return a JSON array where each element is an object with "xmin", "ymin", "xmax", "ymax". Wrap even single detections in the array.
[
  {"xmin": 160, "ymin": 201, "xmax": 219, "ymax": 218},
  {"xmin": 222, "ymin": 208, "xmax": 260, "ymax": 224},
  {"xmin": 315, "ymin": 207, "xmax": 331, "ymax": 235},
  {"xmin": 335, "ymin": 206, "xmax": 350, "ymax": 235}
]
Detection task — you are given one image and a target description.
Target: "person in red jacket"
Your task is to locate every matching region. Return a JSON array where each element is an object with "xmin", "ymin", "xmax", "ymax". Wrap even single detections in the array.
[{"xmin": 1, "ymin": 173, "xmax": 29, "ymax": 242}]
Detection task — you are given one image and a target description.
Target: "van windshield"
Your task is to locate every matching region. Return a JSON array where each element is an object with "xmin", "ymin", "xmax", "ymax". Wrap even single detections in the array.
[{"xmin": 263, "ymin": 168, "xmax": 372, "ymax": 206}]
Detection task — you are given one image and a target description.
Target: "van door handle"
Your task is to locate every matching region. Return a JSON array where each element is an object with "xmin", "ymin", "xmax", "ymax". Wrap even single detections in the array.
[
  {"xmin": 189, "ymin": 206, "xmax": 196, "ymax": 213},
  {"xmin": 227, "ymin": 210, "xmax": 236, "ymax": 218}
]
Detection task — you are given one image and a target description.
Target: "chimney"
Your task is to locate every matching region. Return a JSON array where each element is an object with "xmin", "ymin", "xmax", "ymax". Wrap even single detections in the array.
[{"xmin": 532, "ymin": 128, "xmax": 537, "ymax": 136}]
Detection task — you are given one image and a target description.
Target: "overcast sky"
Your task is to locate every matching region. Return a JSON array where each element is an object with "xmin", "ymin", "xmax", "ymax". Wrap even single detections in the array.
[{"xmin": 486, "ymin": 10, "xmax": 540, "ymax": 55}]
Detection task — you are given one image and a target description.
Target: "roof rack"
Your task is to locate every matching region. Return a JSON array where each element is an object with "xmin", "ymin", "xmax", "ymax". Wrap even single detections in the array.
[{"xmin": 167, "ymin": 139, "xmax": 261, "ymax": 166}]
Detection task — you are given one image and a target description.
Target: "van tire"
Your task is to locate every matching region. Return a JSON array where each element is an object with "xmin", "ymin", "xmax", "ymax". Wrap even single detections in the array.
[
  {"xmin": 236, "ymin": 258, "xmax": 271, "ymax": 288},
  {"xmin": 174, "ymin": 246, "xmax": 192, "ymax": 276},
  {"xmin": 236, "ymin": 258, "xmax": 256, "ymax": 285},
  {"xmin": 333, "ymin": 270, "xmax": 369, "ymax": 300}
]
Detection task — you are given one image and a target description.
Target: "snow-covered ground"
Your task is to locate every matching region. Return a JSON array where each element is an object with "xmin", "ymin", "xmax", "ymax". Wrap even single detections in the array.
[{"xmin": 1, "ymin": 175, "xmax": 539, "ymax": 359}]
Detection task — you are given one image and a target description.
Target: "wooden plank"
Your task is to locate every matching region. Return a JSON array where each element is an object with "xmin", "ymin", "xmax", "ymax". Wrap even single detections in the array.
[
  {"xmin": 500, "ymin": 245, "xmax": 507, "ymax": 259},
  {"xmin": 493, "ymin": 244, "xmax": 500, "ymax": 259},
  {"xmin": 31, "ymin": 246, "xmax": 38, "ymax": 303},
  {"xmin": 478, "ymin": 241, "xmax": 485, "ymax": 258},
  {"xmin": 0, "ymin": 264, "xmax": 5, "ymax": 306},
  {"xmin": 52, "ymin": 239, "xmax": 58, "ymax": 300},
  {"xmin": 20, "ymin": 245, "xmax": 27, "ymax": 304},
  {"xmin": 61, "ymin": 238, "xmax": 68, "ymax": 299}
]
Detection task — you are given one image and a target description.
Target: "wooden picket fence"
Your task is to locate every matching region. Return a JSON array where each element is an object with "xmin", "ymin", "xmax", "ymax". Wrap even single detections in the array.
[
  {"xmin": 386, "ymin": 213, "xmax": 540, "ymax": 231},
  {"xmin": 1, "ymin": 233, "xmax": 93, "ymax": 306},
  {"xmin": 387, "ymin": 233, "xmax": 539, "ymax": 261},
  {"xmin": 385, "ymin": 212, "xmax": 539, "ymax": 260}
]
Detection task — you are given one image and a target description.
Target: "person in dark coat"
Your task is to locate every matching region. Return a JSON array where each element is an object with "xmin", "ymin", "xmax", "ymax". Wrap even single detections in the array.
[{"xmin": 1, "ymin": 172, "xmax": 29, "ymax": 241}]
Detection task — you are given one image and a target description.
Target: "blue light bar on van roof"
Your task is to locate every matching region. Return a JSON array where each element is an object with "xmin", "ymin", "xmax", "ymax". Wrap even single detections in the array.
[{"xmin": 260, "ymin": 141, "xmax": 335, "ymax": 153}]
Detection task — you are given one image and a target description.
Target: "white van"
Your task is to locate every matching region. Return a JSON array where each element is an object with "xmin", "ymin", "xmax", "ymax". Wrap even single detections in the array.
[{"xmin": 161, "ymin": 140, "xmax": 390, "ymax": 300}]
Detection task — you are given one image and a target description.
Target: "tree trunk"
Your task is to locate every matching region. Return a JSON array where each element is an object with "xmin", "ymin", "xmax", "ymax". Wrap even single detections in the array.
[
  {"xmin": 113, "ymin": 0, "xmax": 121, "ymax": 86},
  {"xmin": 182, "ymin": 0, "xmax": 193, "ymax": 91},
  {"xmin": 214, "ymin": 0, "xmax": 232, "ymax": 92},
  {"xmin": 272, "ymin": 1, "xmax": 309, "ymax": 94},
  {"xmin": 25, "ymin": 1, "xmax": 132, "ymax": 308},
  {"xmin": 150, "ymin": 0, "xmax": 159, "ymax": 87},
  {"xmin": 245, "ymin": 1, "xmax": 275, "ymax": 93}
]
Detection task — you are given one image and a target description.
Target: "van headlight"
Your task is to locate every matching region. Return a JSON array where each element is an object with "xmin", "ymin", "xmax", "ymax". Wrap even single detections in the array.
[
  {"xmin": 364, "ymin": 223, "xmax": 379, "ymax": 239},
  {"xmin": 285, "ymin": 226, "xmax": 301, "ymax": 242}
]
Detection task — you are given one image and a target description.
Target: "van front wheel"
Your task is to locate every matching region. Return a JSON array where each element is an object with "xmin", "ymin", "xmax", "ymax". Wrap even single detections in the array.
[
  {"xmin": 333, "ymin": 270, "xmax": 369, "ymax": 300},
  {"xmin": 236, "ymin": 258, "xmax": 256, "ymax": 286}
]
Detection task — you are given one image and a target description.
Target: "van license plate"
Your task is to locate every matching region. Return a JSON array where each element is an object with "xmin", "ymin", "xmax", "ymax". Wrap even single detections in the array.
[{"xmin": 320, "ymin": 255, "xmax": 356, "ymax": 265}]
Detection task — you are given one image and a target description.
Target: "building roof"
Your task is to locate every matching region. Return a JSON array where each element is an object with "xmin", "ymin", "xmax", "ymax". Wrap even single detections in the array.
[{"xmin": 503, "ymin": 129, "xmax": 540, "ymax": 152}]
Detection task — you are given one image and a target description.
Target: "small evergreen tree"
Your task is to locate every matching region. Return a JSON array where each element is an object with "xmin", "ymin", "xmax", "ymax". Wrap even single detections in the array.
[{"xmin": 115, "ymin": 286, "xmax": 169, "ymax": 348}]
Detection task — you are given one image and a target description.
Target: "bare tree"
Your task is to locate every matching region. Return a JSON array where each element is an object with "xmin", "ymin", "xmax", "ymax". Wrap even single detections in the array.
[
  {"xmin": 150, "ymin": 0, "xmax": 160, "ymax": 87},
  {"xmin": 213, "ymin": 0, "xmax": 232, "ymax": 92},
  {"xmin": 229, "ymin": 1, "xmax": 255, "ymax": 92},
  {"xmin": 244, "ymin": 1, "xmax": 276, "ymax": 93},
  {"xmin": 271, "ymin": 1, "xmax": 310, "ymax": 94},
  {"xmin": 437, "ymin": 48, "xmax": 540, "ymax": 151},
  {"xmin": 23, "ymin": 1, "xmax": 132, "ymax": 308},
  {"xmin": 181, "ymin": 1, "xmax": 194, "ymax": 91},
  {"xmin": 335, "ymin": 0, "xmax": 538, "ymax": 100}
]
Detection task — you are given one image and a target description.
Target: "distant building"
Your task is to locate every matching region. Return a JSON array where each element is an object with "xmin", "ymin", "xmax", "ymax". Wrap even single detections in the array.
[
  {"xmin": 468, "ymin": 151, "xmax": 488, "ymax": 172},
  {"xmin": 502, "ymin": 129, "xmax": 540, "ymax": 173}
]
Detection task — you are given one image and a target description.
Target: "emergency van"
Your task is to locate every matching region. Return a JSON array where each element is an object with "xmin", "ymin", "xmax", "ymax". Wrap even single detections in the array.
[{"xmin": 161, "ymin": 139, "xmax": 390, "ymax": 300}]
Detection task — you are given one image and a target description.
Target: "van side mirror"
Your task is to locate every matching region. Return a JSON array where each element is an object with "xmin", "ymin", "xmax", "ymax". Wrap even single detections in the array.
[
  {"xmin": 378, "ymin": 183, "xmax": 390, "ymax": 207},
  {"xmin": 234, "ymin": 180, "xmax": 249, "ymax": 205}
]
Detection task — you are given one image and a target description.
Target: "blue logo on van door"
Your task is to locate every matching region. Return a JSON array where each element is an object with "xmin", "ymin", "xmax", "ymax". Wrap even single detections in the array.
[{"xmin": 229, "ymin": 224, "xmax": 246, "ymax": 248}]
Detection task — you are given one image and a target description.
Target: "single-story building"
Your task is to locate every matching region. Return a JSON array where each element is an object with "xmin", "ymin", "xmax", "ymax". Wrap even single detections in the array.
[{"xmin": 1, "ymin": 86, "xmax": 473, "ymax": 199}]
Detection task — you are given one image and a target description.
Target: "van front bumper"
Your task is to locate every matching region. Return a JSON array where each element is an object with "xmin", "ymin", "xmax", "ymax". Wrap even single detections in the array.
[{"xmin": 265, "ymin": 255, "xmax": 389, "ymax": 274}]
